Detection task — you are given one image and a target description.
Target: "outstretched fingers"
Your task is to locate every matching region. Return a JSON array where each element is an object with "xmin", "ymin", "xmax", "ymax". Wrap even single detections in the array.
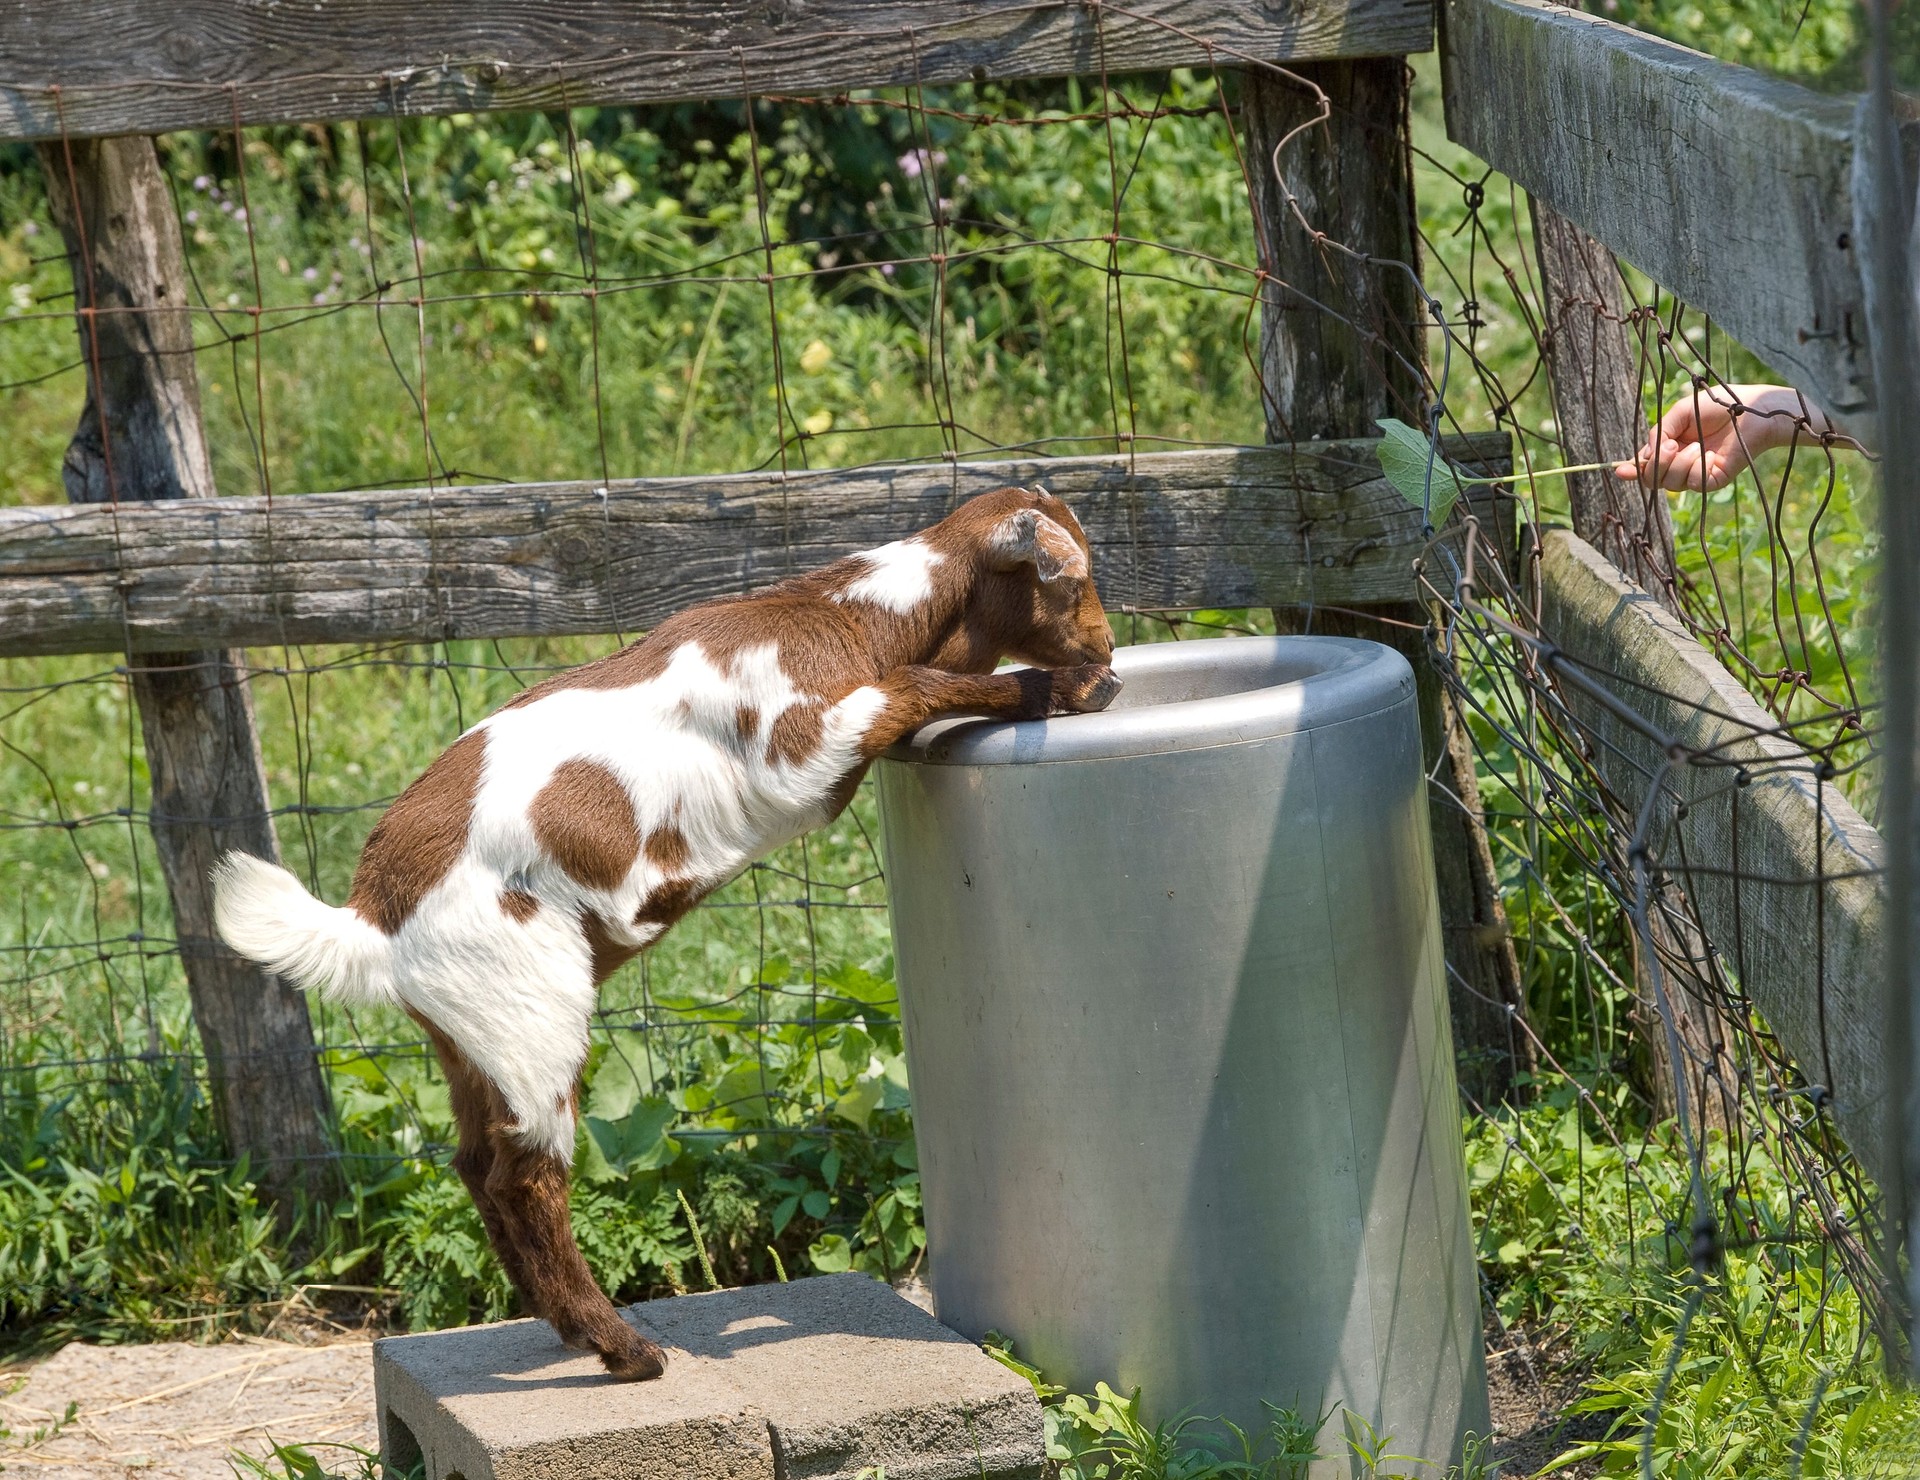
[{"xmin": 1611, "ymin": 384, "xmax": 1826, "ymax": 494}]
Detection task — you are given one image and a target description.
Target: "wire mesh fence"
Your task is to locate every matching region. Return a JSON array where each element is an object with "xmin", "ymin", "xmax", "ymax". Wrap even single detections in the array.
[
  {"xmin": 1, "ymin": 50, "xmax": 1287, "ymax": 1333},
  {"xmin": 0, "ymin": 24, "xmax": 1914, "ymax": 1474}
]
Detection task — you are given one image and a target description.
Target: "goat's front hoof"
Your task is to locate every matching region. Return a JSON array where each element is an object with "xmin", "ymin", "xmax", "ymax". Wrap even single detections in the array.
[
  {"xmin": 1051, "ymin": 663, "xmax": 1121, "ymax": 714},
  {"xmin": 599, "ymin": 1334, "xmax": 669, "ymax": 1381}
]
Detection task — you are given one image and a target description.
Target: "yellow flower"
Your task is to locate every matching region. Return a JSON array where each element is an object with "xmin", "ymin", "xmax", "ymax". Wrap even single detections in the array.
[
  {"xmin": 799, "ymin": 339, "xmax": 833, "ymax": 374},
  {"xmin": 803, "ymin": 410, "xmax": 834, "ymax": 436}
]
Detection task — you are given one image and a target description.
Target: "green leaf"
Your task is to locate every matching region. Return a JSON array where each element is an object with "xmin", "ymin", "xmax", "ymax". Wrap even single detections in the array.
[
  {"xmin": 1536, "ymin": 1442, "xmax": 1613, "ymax": 1475},
  {"xmin": 801, "ymin": 1188, "xmax": 831, "ymax": 1219},
  {"xmin": 981, "ymin": 1331, "xmax": 1065, "ymax": 1400},
  {"xmin": 834, "ymin": 1076, "xmax": 884, "ymax": 1131},
  {"xmin": 1376, "ymin": 416, "xmax": 1467, "ymax": 528},
  {"xmin": 328, "ymin": 1244, "xmax": 375, "ymax": 1277},
  {"xmin": 707, "ymin": 1061, "xmax": 774, "ymax": 1127},
  {"xmin": 816, "ymin": 962, "xmax": 899, "ymax": 1009},
  {"xmin": 576, "ymin": 1123, "xmax": 621, "ymax": 1185},
  {"xmin": 826, "ymin": 1025, "xmax": 875, "ymax": 1084},
  {"xmin": 584, "ymin": 1047, "xmax": 654, "ymax": 1123},
  {"xmin": 582, "ymin": 1095, "xmax": 681, "ymax": 1178},
  {"xmin": 624, "ymin": 1098, "xmax": 683, "ymax": 1171},
  {"xmin": 808, "ymin": 1232, "xmax": 853, "ymax": 1273}
]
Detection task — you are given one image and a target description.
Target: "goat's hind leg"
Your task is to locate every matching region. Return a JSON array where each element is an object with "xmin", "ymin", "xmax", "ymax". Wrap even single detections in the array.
[
  {"xmin": 483, "ymin": 1123, "xmax": 667, "ymax": 1379},
  {"xmin": 417, "ymin": 1020, "xmax": 538, "ymax": 1299},
  {"xmin": 416, "ymin": 990, "xmax": 664, "ymax": 1382}
]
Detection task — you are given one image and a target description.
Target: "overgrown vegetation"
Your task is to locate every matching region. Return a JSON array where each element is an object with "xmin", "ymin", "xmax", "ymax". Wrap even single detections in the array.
[
  {"xmin": 3, "ymin": 3, "xmax": 1916, "ymax": 1473},
  {"xmin": 1465, "ymin": 1096, "xmax": 1917, "ymax": 1477}
]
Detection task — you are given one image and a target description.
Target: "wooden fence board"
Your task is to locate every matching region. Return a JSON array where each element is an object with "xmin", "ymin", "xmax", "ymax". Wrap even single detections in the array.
[
  {"xmin": 0, "ymin": 438, "xmax": 1510, "ymax": 657},
  {"xmin": 1538, "ymin": 528, "xmax": 1886, "ymax": 1177},
  {"xmin": 0, "ymin": 0, "xmax": 1432, "ymax": 143},
  {"xmin": 1440, "ymin": 0, "xmax": 1871, "ymax": 419}
]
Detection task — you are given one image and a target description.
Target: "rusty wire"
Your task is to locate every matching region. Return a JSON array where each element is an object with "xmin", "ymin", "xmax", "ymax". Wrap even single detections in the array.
[{"xmin": 0, "ymin": 19, "xmax": 1900, "ymax": 1465}]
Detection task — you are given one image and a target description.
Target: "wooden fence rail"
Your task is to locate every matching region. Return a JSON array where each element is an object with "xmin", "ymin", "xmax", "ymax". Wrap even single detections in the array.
[
  {"xmin": 0, "ymin": 439, "xmax": 1513, "ymax": 658},
  {"xmin": 1536, "ymin": 528, "xmax": 1886, "ymax": 1179},
  {"xmin": 0, "ymin": 0, "xmax": 1431, "ymax": 143},
  {"xmin": 1440, "ymin": 0, "xmax": 1872, "ymax": 420}
]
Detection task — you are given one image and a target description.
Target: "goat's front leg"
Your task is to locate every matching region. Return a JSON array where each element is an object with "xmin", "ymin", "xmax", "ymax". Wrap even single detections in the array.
[{"xmin": 855, "ymin": 662, "xmax": 1119, "ymax": 760}]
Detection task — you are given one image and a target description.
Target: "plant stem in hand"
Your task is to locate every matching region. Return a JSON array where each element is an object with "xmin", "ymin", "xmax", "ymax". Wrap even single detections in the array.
[{"xmin": 1457, "ymin": 460, "xmax": 1618, "ymax": 487}]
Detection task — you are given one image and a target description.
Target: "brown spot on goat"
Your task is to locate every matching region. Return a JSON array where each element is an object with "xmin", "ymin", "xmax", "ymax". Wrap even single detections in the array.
[
  {"xmin": 347, "ymin": 729, "xmax": 487, "ymax": 934},
  {"xmin": 504, "ymin": 596, "xmax": 875, "ymax": 714},
  {"xmin": 734, "ymin": 706, "xmax": 760, "ymax": 743},
  {"xmin": 635, "ymin": 878, "xmax": 705, "ymax": 931},
  {"xmin": 645, "ymin": 824, "xmax": 691, "ymax": 874},
  {"xmin": 767, "ymin": 702, "xmax": 825, "ymax": 767},
  {"xmin": 582, "ymin": 911, "xmax": 641, "ymax": 984},
  {"xmin": 530, "ymin": 760, "xmax": 640, "ymax": 890},
  {"xmin": 499, "ymin": 887, "xmax": 540, "ymax": 923}
]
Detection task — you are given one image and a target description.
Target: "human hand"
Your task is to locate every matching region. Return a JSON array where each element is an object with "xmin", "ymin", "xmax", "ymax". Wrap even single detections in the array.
[{"xmin": 1612, "ymin": 384, "xmax": 1826, "ymax": 493}]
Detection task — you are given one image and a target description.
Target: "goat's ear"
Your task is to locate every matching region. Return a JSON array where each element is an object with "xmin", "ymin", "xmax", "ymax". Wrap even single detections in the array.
[{"xmin": 986, "ymin": 509, "xmax": 1088, "ymax": 584}]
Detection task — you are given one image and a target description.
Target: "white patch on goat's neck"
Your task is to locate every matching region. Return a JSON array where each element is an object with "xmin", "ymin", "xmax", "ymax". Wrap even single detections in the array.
[{"xmin": 832, "ymin": 539, "xmax": 944, "ymax": 614}]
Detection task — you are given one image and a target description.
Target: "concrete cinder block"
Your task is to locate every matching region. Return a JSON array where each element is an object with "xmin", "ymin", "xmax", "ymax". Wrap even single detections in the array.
[{"xmin": 373, "ymin": 1274, "xmax": 1044, "ymax": 1480}]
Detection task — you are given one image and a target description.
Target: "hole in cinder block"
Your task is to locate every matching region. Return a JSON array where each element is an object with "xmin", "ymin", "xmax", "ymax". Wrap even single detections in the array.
[{"xmin": 381, "ymin": 1409, "xmax": 423, "ymax": 1480}]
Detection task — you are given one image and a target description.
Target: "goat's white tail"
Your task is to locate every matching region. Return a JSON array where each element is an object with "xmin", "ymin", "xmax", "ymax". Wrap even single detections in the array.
[{"xmin": 211, "ymin": 851, "xmax": 397, "ymax": 1005}]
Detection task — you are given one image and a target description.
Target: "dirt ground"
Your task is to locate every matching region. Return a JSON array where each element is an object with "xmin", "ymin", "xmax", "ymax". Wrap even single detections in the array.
[
  {"xmin": 1483, "ymin": 1319, "xmax": 1608, "ymax": 1479},
  {"xmin": 0, "ymin": 1337, "xmax": 379, "ymax": 1480}
]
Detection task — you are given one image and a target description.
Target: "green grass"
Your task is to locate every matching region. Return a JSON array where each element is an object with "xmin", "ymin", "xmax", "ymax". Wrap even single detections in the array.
[
  {"xmin": 1, "ymin": 31, "xmax": 1911, "ymax": 1480},
  {"xmin": 3, "ymin": 75, "xmax": 1263, "ymax": 508}
]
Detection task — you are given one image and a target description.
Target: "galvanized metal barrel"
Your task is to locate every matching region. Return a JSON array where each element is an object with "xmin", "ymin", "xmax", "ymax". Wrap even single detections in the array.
[{"xmin": 874, "ymin": 635, "xmax": 1488, "ymax": 1469}]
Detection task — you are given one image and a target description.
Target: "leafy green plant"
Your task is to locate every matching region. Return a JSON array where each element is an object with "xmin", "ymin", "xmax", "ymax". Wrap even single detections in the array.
[
  {"xmin": 984, "ymin": 1333, "xmax": 1334, "ymax": 1480},
  {"xmin": 1467, "ymin": 1094, "xmax": 1919, "ymax": 1476},
  {"xmin": 0, "ymin": 1064, "xmax": 291, "ymax": 1347},
  {"xmin": 225, "ymin": 1440, "xmax": 418, "ymax": 1480},
  {"xmin": 1375, "ymin": 415, "xmax": 1618, "ymax": 527},
  {"xmin": 1340, "ymin": 1412, "xmax": 1425, "ymax": 1480},
  {"xmin": 1047, "ymin": 1383, "xmax": 1250, "ymax": 1480}
]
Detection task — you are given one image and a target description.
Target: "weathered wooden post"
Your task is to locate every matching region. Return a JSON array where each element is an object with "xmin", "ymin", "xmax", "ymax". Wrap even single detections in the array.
[
  {"xmin": 1529, "ymin": 200, "xmax": 1736, "ymax": 1128},
  {"xmin": 1855, "ymin": 0, "xmax": 1920, "ymax": 1368},
  {"xmin": 1241, "ymin": 59, "xmax": 1534, "ymax": 1104},
  {"xmin": 36, "ymin": 134, "xmax": 335, "ymax": 1207},
  {"xmin": 1528, "ymin": 204, "xmax": 1678, "ymax": 596}
]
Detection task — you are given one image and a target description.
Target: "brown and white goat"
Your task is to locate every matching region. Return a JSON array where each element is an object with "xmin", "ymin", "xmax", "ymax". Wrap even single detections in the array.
[{"xmin": 211, "ymin": 486, "xmax": 1116, "ymax": 1381}]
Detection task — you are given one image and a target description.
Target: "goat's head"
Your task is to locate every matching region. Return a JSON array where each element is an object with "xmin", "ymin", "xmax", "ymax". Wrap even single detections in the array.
[{"xmin": 936, "ymin": 487, "xmax": 1114, "ymax": 671}]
